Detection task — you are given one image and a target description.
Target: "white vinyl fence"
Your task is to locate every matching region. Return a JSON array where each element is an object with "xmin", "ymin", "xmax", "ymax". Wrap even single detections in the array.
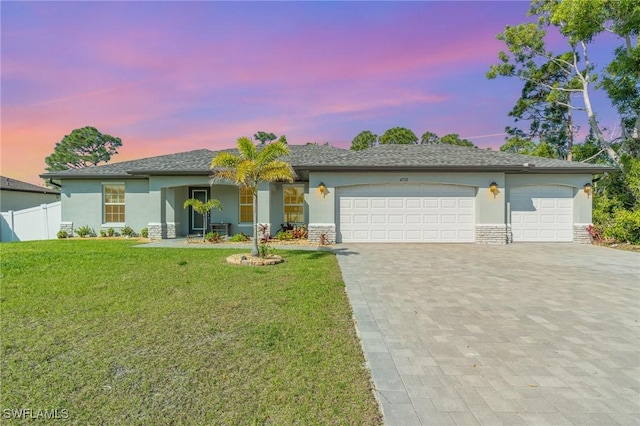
[{"xmin": 1, "ymin": 202, "xmax": 61, "ymax": 242}]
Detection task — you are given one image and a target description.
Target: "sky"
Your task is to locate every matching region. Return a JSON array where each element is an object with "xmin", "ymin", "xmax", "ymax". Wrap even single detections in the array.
[{"xmin": 1, "ymin": 1, "xmax": 622, "ymax": 185}]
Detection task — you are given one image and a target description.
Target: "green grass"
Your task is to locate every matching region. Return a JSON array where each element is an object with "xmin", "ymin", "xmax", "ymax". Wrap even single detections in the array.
[{"xmin": 1, "ymin": 239, "xmax": 381, "ymax": 425}]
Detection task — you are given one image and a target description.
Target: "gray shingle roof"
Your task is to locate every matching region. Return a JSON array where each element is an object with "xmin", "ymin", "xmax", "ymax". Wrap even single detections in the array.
[
  {"xmin": 1, "ymin": 176, "xmax": 60, "ymax": 194},
  {"xmin": 40, "ymin": 144, "xmax": 613, "ymax": 179}
]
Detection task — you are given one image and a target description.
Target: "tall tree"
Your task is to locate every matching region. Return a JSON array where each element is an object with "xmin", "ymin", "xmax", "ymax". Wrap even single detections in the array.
[
  {"xmin": 45, "ymin": 126, "xmax": 122, "ymax": 172},
  {"xmin": 253, "ymin": 131, "xmax": 278, "ymax": 145},
  {"xmin": 420, "ymin": 131, "xmax": 439, "ymax": 145},
  {"xmin": 210, "ymin": 136, "xmax": 293, "ymax": 257},
  {"xmin": 487, "ymin": 0, "xmax": 639, "ymax": 170},
  {"xmin": 350, "ymin": 130, "xmax": 378, "ymax": 151},
  {"xmin": 379, "ymin": 127, "xmax": 418, "ymax": 145}
]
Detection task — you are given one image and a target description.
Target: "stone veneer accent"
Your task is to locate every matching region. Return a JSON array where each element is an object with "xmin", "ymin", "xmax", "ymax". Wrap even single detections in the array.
[
  {"xmin": 308, "ymin": 223, "xmax": 336, "ymax": 244},
  {"xmin": 475, "ymin": 224, "xmax": 510, "ymax": 244},
  {"xmin": 147, "ymin": 222, "xmax": 167, "ymax": 239},
  {"xmin": 573, "ymin": 224, "xmax": 592, "ymax": 244},
  {"xmin": 60, "ymin": 221, "xmax": 74, "ymax": 237},
  {"xmin": 166, "ymin": 222, "xmax": 179, "ymax": 239}
]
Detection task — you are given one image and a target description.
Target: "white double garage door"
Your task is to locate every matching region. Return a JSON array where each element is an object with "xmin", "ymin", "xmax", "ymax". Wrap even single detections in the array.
[{"xmin": 337, "ymin": 184, "xmax": 573, "ymax": 243}]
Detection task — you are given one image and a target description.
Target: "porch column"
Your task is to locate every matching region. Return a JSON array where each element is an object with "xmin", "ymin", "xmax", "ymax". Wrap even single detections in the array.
[
  {"xmin": 308, "ymin": 175, "xmax": 336, "ymax": 244},
  {"xmin": 257, "ymin": 182, "xmax": 271, "ymax": 239},
  {"xmin": 164, "ymin": 187, "xmax": 180, "ymax": 238},
  {"xmin": 148, "ymin": 187, "xmax": 167, "ymax": 239}
]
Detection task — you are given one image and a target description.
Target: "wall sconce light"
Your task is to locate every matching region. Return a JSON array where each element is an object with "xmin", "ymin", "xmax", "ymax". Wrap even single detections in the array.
[
  {"xmin": 318, "ymin": 182, "xmax": 327, "ymax": 197},
  {"xmin": 584, "ymin": 182, "xmax": 592, "ymax": 197},
  {"xmin": 489, "ymin": 182, "xmax": 499, "ymax": 198}
]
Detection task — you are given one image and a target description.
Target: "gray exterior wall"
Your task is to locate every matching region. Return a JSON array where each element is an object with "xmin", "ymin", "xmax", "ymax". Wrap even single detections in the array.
[
  {"xmin": 1, "ymin": 190, "xmax": 60, "ymax": 212},
  {"xmin": 60, "ymin": 178, "xmax": 149, "ymax": 235}
]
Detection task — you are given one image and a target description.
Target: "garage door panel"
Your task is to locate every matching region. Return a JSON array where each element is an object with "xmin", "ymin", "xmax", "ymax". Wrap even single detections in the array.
[
  {"xmin": 354, "ymin": 199, "xmax": 369, "ymax": 209},
  {"xmin": 338, "ymin": 184, "xmax": 475, "ymax": 243},
  {"xmin": 423, "ymin": 214, "xmax": 439, "ymax": 224},
  {"xmin": 371, "ymin": 214, "xmax": 387, "ymax": 224},
  {"xmin": 371, "ymin": 199, "xmax": 386, "ymax": 209},
  {"xmin": 406, "ymin": 199, "xmax": 421, "ymax": 209},
  {"xmin": 511, "ymin": 185, "xmax": 573, "ymax": 242},
  {"xmin": 389, "ymin": 199, "xmax": 404, "ymax": 209}
]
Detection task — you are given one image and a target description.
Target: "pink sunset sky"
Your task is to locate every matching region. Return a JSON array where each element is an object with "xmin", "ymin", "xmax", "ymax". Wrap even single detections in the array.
[{"xmin": 1, "ymin": 1, "xmax": 621, "ymax": 185}]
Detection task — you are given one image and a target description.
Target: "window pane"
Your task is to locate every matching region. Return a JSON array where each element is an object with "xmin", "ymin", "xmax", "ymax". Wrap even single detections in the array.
[
  {"xmin": 104, "ymin": 184, "xmax": 125, "ymax": 223},
  {"xmin": 240, "ymin": 205, "xmax": 253, "ymax": 223},
  {"xmin": 239, "ymin": 187, "xmax": 253, "ymax": 222}
]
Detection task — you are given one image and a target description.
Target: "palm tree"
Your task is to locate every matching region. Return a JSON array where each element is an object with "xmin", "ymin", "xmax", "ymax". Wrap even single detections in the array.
[
  {"xmin": 211, "ymin": 136, "xmax": 294, "ymax": 256},
  {"xmin": 183, "ymin": 198, "xmax": 223, "ymax": 242}
]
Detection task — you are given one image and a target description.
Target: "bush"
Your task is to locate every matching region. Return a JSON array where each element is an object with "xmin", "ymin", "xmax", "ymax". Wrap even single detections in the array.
[
  {"xmin": 57, "ymin": 230, "xmax": 69, "ymax": 239},
  {"xmin": 276, "ymin": 230, "xmax": 293, "ymax": 241},
  {"xmin": 229, "ymin": 233, "xmax": 249, "ymax": 242},
  {"xmin": 99, "ymin": 229, "xmax": 108, "ymax": 237},
  {"xmin": 107, "ymin": 227, "xmax": 115, "ymax": 237},
  {"xmin": 603, "ymin": 209, "xmax": 640, "ymax": 244},
  {"xmin": 75, "ymin": 226, "xmax": 95, "ymax": 238},
  {"xmin": 141, "ymin": 227, "xmax": 149, "ymax": 238},
  {"xmin": 205, "ymin": 231, "xmax": 222, "ymax": 243},
  {"xmin": 121, "ymin": 226, "xmax": 135, "ymax": 237}
]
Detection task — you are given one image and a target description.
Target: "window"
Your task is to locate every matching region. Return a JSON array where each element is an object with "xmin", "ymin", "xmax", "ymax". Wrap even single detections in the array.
[
  {"xmin": 104, "ymin": 184, "xmax": 125, "ymax": 223},
  {"xmin": 284, "ymin": 185, "xmax": 304, "ymax": 223},
  {"xmin": 239, "ymin": 187, "xmax": 253, "ymax": 223}
]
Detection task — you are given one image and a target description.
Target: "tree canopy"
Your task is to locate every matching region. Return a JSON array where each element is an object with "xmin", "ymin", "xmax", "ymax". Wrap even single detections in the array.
[
  {"xmin": 487, "ymin": 0, "xmax": 639, "ymax": 170},
  {"xmin": 45, "ymin": 126, "xmax": 122, "ymax": 172},
  {"xmin": 379, "ymin": 127, "xmax": 418, "ymax": 145},
  {"xmin": 350, "ymin": 130, "xmax": 378, "ymax": 151}
]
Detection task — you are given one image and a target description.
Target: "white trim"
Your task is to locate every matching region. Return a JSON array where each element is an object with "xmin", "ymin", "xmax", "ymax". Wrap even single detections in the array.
[
  {"xmin": 308, "ymin": 223, "xmax": 336, "ymax": 227},
  {"xmin": 101, "ymin": 181, "xmax": 125, "ymax": 185}
]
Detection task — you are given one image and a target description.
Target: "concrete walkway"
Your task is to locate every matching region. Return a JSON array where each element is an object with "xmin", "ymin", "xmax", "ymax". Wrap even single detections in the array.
[{"xmin": 336, "ymin": 244, "xmax": 640, "ymax": 426}]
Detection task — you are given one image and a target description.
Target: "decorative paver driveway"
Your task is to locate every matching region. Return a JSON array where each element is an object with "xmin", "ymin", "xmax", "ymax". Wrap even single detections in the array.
[{"xmin": 336, "ymin": 244, "xmax": 640, "ymax": 426}]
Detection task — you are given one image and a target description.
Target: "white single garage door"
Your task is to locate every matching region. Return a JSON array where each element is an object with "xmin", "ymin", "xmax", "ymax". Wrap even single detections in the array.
[
  {"xmin": 337, "ymin": 184, "xmax": 475, "ymax": 243},
  {"xmin": 510, "ymin": 185, "xmax": 573, "ymax": 242}
]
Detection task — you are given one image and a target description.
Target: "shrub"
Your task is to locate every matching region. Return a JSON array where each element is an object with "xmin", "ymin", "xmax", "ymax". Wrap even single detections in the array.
[
  {"xmin": 276, "ymin": 230, "xmax": 293, "ymax": 241},
  {"xmin": 229, "ymin": 233, "xmax": 249, "ymax": 242},
  {"xmin": 75, "ymin": 225, "xmax": 95, "ymax": 238},
  {"xmin": 99, "ymin": 229, "xmax": 108, "ymax": 237},
  {"xmin": 121, "ymin": 226, "xmax": 135, "ymax": 237},
  {"xmin": 258, "ymin": 242, "xmax": 272, "ymax": 258},
  {"xmin": 319, "ymin": 232, "xmax": 333, "ymax": 246},
  {"xmin": 141, "ymin": 227, "xmax": 149, "ymax": 238},
  {"xmin": 107, "ymin": 227, "xmax": 115, "ymax": 237},
  {"xmin": 603, "ymin": 209, "xmax": 640, "ymax": 244},
  {"xmin": 291, "ymin": 225, "xmax": 308, "ymax": 239},
  {"xmin": 205, "ymin": 231, "xmax": 222, "ymax": 243},
  {"xmin": 57, "ymin": 230, "xmax": 69, "ymax": 239}
]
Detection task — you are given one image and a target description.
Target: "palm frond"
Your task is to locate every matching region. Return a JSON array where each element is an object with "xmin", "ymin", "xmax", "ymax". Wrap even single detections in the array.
[
  {"xmin": 210, "ymin": 169, "xmax": 239, "ymax": 185},
  {"xmin": 237, "ymin": 136, "xmax": 258, "ymax": 160},
  {"xmin": 256, "ymin": 141, "xmax": 290, "ymax": 166},
  {"xmin": 259, "ymin": 161, "xmax": 295, "ymax": 183},
  {"xmin": 211, "ymin": 152, "xmax": 240, "ymax": 169}
]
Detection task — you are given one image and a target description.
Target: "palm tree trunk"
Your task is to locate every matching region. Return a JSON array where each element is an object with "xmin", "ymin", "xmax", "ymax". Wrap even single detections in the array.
[{"xmin": 252, "ymin": 192, "xmax": 259, "ymax": 257}]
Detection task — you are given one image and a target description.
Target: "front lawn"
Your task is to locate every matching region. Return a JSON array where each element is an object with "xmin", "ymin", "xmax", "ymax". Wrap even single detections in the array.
[{"xmin": 1, "ymin": 239, "xmax": 381, "ymax": 424}]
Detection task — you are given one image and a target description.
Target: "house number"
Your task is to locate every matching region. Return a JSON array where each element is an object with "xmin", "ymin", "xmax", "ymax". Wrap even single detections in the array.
[{"xmin": 400, "ymin": 178, "xmax": 408, "ymax": 182}]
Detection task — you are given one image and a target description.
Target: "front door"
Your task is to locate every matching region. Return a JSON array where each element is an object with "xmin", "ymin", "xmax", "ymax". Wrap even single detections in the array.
[{"xmin": 189, "ymin": 189, "xmax": 209, "ymax": 234}]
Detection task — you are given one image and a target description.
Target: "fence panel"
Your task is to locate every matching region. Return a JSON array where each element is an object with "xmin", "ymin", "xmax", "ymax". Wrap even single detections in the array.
[{"xmin": 0, "ymin": 202, "xmax": 61, "ymax": 242}]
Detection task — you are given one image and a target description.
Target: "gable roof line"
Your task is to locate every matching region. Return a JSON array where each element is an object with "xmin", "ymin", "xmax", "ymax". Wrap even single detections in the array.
[{"xmin": 1, "ymin": 176, "xmax": 60, "ymax": 194}]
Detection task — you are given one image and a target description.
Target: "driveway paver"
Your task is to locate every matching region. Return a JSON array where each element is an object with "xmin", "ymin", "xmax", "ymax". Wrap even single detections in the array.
[{"xmin": 336, "ymin": 244, "xmax": 640, "ymax": 426}]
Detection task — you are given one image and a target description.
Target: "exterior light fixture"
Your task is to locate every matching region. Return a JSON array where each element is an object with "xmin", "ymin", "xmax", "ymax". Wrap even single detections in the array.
[
  {"xmin": 318, "ymin": 182, "xmax": 327, "ymax": 197},
  {"xmin": 489, "ymin": 182, "xmax": 499, "ymax": 198},
  {"xmin": 584, "ymin": 182, "xmax": 592, "ymax": 197}
]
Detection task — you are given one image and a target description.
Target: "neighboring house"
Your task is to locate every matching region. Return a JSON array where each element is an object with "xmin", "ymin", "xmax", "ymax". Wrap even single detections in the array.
[
  {"xmin": 0, "ymin": 176, "xmax": 60, "ymax": 212},
  {"xmin": 40, "ymin": 144, "xmax": 612, "ymax": 244}
]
